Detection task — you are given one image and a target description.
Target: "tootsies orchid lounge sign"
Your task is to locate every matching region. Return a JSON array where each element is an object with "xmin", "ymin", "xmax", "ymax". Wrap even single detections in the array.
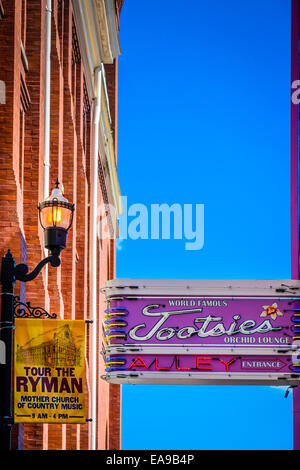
[{"xmin": 101, "ymin": 279, "xmax": 300, "ymax": 385}]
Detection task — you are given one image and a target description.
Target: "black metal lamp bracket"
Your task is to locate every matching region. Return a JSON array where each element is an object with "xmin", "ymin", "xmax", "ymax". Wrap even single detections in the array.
[{"xmin": 14, "ymin": 254, "xmax": 61, "ymax": 283}]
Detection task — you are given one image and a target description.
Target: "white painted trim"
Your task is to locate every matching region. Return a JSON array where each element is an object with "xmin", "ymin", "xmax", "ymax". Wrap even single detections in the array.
[
  {"xmin": 104, "ymin": 279, "xmax": 300, "ymax": 298},
  {"xmin": 100, "ymin": 0, "xmax": 113, "ymax": 61},
  {"xmin": 102, "ymin": 370, "xmax": 300, "ymax": 386},
  {"xmin": 0, "ymin": 80, "xmax": 5, "ymax": 104},
  {"xmin": 43, "ymin": 0, "xmax": 52, "ymax": 200},
  {"xmin": 104, "ymin": 345, "xmax": 300, "ymax": 356},
  {"xmin": 72, "ymin": 0, "xmax": 95, "ymax": 99},
  {"xmin": 104, "ymin": 0, "xmax": 121, "ymax": 58}
]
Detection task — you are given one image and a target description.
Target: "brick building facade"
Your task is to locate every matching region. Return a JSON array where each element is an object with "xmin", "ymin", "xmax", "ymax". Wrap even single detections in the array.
[{"xmin": 0, "ymin": 0, "xmax": 124, "ymax": 450}]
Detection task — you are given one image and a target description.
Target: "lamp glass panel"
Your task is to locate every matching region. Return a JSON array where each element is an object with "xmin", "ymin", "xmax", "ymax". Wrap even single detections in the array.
[{"xmin": 40, "ymin": 205, "xmax": 72, "ymax": 229}]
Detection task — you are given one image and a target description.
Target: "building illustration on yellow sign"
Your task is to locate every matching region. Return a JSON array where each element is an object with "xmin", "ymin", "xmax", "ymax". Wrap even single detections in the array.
[{"xmin": 16, "ymin": 323, "xmax": 82, "ymax": 368}]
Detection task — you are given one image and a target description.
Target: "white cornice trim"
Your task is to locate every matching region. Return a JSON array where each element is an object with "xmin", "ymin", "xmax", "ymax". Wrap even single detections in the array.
[
  {"xmin": 72, "ymin": 0, "xmax": 121, "ymax": 78},
  {"xmin": 72, "ymin": 0, "xmax": 122, "ymax": 215},
  {"xmin": 93, "ymin": 0, "xmax": 113, "ymax": 63},
  {"xmin": 103, "ymin": 0, "xmax": 121, "ymax": 57}
]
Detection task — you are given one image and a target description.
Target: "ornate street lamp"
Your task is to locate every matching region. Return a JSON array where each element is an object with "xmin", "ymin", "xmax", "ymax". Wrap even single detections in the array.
[
  {"xmin": 38, "ymin": 179, "xmax": 74, "ymax": 256},
  {"xmin": 0, "ymin": 179, "xmax": 74, "ymax": 450},
  {"xmin": 11, "ymin": 180, "xmax": 74, "ymax": 281}
]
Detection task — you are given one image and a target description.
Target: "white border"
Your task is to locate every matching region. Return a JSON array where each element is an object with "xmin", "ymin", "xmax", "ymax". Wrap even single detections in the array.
[
  {"xmin": 104, "ymin": 279, "xmax": 300, "ymax": 298},
  {"xmin": 105, "ymin": 345, "xmax": 299, "ymax": 356},
  {"xmin": 102, "ymin": 370, "xmax": 300, "ymax": 386}
]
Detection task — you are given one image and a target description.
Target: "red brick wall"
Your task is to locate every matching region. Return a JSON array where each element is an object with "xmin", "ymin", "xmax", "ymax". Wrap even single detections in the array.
[{"xmin": 0, "ymin": 0, "xmax": 121, "ymax": 450}]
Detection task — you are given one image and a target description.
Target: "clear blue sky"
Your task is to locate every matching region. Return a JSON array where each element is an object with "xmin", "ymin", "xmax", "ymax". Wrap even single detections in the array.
[{"xmin": 117, "ymin": 0, "xmax": 292, "ymax": 450}]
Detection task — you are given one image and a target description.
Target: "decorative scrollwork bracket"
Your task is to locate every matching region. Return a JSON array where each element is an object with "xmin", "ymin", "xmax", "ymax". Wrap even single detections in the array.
[{"xmin": 13, "ymin": 296, "xmax": 57, "ymax": 319}]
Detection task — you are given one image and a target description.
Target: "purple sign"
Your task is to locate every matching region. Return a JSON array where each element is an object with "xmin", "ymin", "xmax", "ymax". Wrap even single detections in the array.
[
  {"xmin": 105, "ymin": 297, "xmax": 299, "ymax": 349},
  {"xmin": 102, "ymin": 281, "xmax": 300, "ymax": 384}
]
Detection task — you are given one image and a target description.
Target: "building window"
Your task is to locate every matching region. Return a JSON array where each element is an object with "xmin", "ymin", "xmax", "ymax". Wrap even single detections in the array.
[
  {"xmin": 83, "ymin": 80, "xmax": 90, "ymax": 158},
  {"xmin": 72, "ymin": 20, "xmax": 81, "ymax": 111}
]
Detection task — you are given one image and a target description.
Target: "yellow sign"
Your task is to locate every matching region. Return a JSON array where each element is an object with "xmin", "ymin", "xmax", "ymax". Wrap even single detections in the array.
[{"xmin": 14, "ymin": 318, "xmax": 86, "ymax": 424}]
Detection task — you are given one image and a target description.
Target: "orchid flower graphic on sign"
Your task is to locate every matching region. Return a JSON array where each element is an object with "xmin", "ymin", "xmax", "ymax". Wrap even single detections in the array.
[{"xmin": 260, "ymin": 303, "xmax": 283, "ymax": 320}]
